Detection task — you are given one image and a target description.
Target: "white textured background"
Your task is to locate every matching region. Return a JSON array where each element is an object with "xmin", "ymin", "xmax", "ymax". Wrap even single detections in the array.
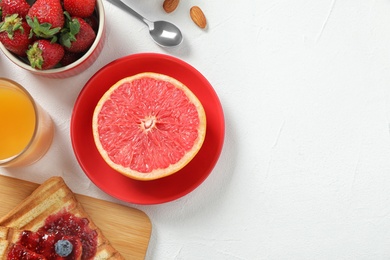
[{"xmin": 2, "ymin": 0, "xmax": 390, "ymax": 259}]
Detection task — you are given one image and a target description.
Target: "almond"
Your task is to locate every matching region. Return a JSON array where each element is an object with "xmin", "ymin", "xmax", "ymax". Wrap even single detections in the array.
[
  {"xmin": 190, "ymin": 6, "xmax": 207, "ymax": 29},
  {"xmin": 163, "ymin": 0, "xmax": 180, "ymax": 13}
]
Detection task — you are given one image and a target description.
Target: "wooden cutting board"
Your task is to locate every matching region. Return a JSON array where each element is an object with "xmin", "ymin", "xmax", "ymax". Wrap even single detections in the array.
[{"xmin": 0, "ymin": 175, "xmax": 152, "ymax": 259}]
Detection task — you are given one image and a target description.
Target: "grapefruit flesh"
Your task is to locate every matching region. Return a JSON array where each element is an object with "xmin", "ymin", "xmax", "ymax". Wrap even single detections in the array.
[{"xmin": 92, "ymin": 72, "xmax": 207, "ymax": 181}]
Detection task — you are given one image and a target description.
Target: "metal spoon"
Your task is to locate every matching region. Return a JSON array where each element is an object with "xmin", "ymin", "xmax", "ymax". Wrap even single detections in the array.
[{"xmin": 106, "ymin": 0, "xmax": 183, "ymax": 47}]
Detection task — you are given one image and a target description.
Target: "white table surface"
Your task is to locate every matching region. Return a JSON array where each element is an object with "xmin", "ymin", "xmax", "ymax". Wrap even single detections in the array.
[{"xmin": 2, "ymin": 0, "xmax": 390, "ymax": 259}]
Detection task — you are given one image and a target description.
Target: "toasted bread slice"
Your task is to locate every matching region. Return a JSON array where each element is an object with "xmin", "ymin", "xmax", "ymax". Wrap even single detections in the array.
[
  {"xmin": 0, "ymin": 226, "xmax": 20, "ymax": 242},
  {"xmin": 0, "ymin": 177, "xmax": 124, "ymax": 259},
  {"xmin": 0, "ymin": 240, "xmax": 10, "ymax": 260}
]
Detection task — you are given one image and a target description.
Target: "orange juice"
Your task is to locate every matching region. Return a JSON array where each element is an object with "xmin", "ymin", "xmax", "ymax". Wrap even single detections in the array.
[
  {"xmin": 0, "ymin": 86, "xmax": 36, "ymax": 160},
  {"xmin": 0, "ymin": 78, "xmax": 54, "ymax": 167}
]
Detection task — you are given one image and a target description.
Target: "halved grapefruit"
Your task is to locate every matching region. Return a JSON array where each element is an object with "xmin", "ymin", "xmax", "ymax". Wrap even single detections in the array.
[{"xmin": 92, "ymin": 72, "xmax": 207, "ymax": 181}]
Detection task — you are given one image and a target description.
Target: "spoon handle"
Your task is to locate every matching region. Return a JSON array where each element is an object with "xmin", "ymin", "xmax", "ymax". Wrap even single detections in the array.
[{"xmin": 106, "ymin": 0, "xmax": 151, "ymax": 26}]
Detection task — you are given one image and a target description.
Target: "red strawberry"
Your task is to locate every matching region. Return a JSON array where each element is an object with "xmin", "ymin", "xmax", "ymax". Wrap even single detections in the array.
[
  {"xmin": 84, "ymin": 15, "xmax": 99, "ymax": 33},
  {"xmin": 26, "ymin": 39, "xmax": 64, "ymax": 69},
  {"xmin": 60, "ymin": 50, "xmax": 81, "ymax": 66},
  {"xmin": 60, "ymin": 16, "xmax": 95, "ymax": 53},
  {"xmin": 0, "ymin": 14, "xmax": 32, "ymax": 56},
  {"xmin": 64, "ymin": 0, "xmax": 96, "ymax": 18},
  {"xmin": 0, "ymin": 0, "xmax": 30, "ymax": 20},
  {"xmin": 27, "ymin": 0, "xmax": 64, "ymax": 38}
]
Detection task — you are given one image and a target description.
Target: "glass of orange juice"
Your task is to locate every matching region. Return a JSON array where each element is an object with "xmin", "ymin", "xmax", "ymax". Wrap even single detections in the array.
[{"xmin": 0, "ymin": 78, "xmax": 54, "ymax": 167}]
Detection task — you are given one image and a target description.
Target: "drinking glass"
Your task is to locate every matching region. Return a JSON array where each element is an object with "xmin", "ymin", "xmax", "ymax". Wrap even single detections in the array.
[{"xmin": 0, "ymin": 78, "xmax": 54, "ymax": 167}]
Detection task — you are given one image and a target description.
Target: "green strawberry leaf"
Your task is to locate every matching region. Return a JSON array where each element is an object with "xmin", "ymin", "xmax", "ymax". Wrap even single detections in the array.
[
  {"xmin": 59, "ymin": 12, "xmax": 80, "ymax": 48},
  {"xmin": 0, "ymin": 14, "xmax": 24, "ymax": 40},
  {"xmin": 26, "ymin": 42, "xmax": 44, "ymax": 70},
  {"xmin": 26, "ymin": 16, "xmax": 60, "ymax": 41}
]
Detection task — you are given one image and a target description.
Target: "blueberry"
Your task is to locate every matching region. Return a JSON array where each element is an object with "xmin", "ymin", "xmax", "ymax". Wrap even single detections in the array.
[{"xmin": 55, "ymin": 239, "xmax": 73, "ymax": 257}]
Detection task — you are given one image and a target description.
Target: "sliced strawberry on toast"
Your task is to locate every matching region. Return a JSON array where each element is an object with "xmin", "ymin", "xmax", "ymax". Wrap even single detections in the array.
[
  {"xmin": 0, "ymin": 242, "xmax": 47, "ymax": 260},
  {"xmin": 0, "ymin": 226, "xmax": 83, "ymax": 259}
]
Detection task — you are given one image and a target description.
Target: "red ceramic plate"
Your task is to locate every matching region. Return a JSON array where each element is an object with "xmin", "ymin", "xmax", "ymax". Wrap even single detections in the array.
[{"xmin": 71, "ymin": 53, "xmax": 225, "ymax": 204}]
